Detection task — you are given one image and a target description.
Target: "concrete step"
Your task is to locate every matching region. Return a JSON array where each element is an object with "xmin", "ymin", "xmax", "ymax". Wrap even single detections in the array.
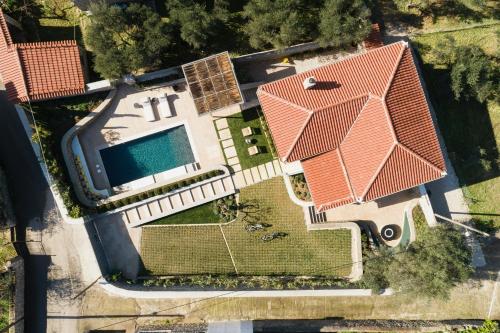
[
  {"xmin": 137, "ymin": 204, "xmax": 151, "ymax": 220},
  {"xmin": 201, "ymin": 183, "xmax": 215, "ymax": 197},
  {"xmin": 169, "ymin": 193, "xmax": 183, "ymax": 209},
  {"xmin": 222, "ymin": 176, "xmax": 235, "ymax": 191},
  {"xmin": 191, "ymin": 186, "xmax": 205, "ymax": 201},
  {"xmin": 180, "ymin": 190, "xmax": 194, "ymax": 205},
  {"xmin": 159, "ymin": 197, "xmax": 172, "ymax": 211},
  {"xmin": 212, "ymin": 179, "xmax": 225, "ymax": 194}
]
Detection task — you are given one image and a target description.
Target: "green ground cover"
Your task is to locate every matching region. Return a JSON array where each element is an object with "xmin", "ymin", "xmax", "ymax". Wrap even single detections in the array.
[
  {"xmin": 149, "ymin": 202, "xmax": 220, "ymax": 225},
  {"xmin": 223, "ymin": 107, "xmax": 275, "ymax": 170},
  {"xmin": 0, "ymin": 231, "xmax": 15, "ymax": 330},
  {"xmin": 29, "ymin": 93, "xmax": 107, "ymax": 217},
  {"xmin": 140, "ymin": 178, "xmax": 351, "ymax": 276},
  {"xmin": 411, "ymin": 27, "xmax": 499, "ymax": 227}
]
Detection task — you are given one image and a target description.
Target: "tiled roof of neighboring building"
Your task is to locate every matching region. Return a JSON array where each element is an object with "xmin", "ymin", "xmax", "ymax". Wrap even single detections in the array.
[
  {"xmin": 257, "ymin": 41, "xmax": 446, "ymax": 211},
  {"xmin": 0, "ymin": 9, "xmax": 85, "ymax": 102},
  {"xmin": 364, "ymin": 23, "xmax": 384, "ymax": 50}
]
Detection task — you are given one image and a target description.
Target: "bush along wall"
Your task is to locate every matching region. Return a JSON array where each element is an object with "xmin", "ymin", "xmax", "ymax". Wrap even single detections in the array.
[{"xmin": 97, "ymin": 170, "xmax": 225, "ymax": 213}]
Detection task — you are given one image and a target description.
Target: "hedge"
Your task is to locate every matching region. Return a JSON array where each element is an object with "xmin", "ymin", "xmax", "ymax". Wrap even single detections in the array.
[{"xmin": 97, "ymin": 169, "xmax": 225, "ymax": 212}]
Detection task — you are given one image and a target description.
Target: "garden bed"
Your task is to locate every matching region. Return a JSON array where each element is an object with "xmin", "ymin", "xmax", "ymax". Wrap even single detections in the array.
[{"xmin": 289, "ymin": 173, "xmax": 311, "ymax": 201}]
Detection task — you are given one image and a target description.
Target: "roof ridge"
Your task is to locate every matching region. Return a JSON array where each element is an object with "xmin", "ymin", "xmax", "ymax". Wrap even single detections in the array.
[
  {"xmin": 382, "ymin": 41, "xmax": 408, "ymax": 99},
  {"xmin": 336, "ymin": 148, "xmax": 356, "ymax": 203},
  {"xmin": 379, "ymin": 97, "xmax": 398, "ymax": 143},
  {"xmin": 258, "ymin": 89, "xmax": 312, "ymax": 115},
  {"xmin": 397, "ymin": 142, "xmax": 447, "ymax": 175},
  {"xmin": 318, "ymin": 197, "xmax": 354, "ymax": 212},
  {"xmin": 338, "ymin": 94, "xmax": 374, "ymax": 147},
  {"xmin": 283, "ymin": 111, "xmax": 315, "ymax": 161},
  {"xmin": 12, "ymin": 46, "xmax": 29, "ymax": 100},
  {"xmin": 0, "ymin": 9, "xmax": 13, "ymax": 47},
  {"xmin": 15, "ymin": 40, "xmax": 78, "ymax": 49},
  {"xmin": 358, "ymin": 141, "xmax": 398, "ymax": 201},
  {"xmin": 312, "ymin": 93, "xmax": 369, "ymax": 113}
]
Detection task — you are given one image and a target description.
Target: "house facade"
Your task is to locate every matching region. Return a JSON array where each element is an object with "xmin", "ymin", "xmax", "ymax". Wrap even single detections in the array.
[{"xmin": 257, "ymin": 41, "xmax": 446, "ymax": 212}]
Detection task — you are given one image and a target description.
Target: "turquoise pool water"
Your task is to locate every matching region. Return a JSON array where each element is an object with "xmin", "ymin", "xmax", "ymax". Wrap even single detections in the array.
[{"xmin": 100, "ymin": 125, "xmax": 195, "ymax": 187}]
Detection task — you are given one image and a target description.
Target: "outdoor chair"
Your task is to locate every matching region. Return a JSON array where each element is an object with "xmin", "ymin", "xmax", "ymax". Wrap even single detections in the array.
[
  {"xmin": 248, "ymin": 145, "xmax": 259, "ymax": 156},
  {"xmin": 241, "ymin": 126, "xmax": 253, "ymax": 137}
]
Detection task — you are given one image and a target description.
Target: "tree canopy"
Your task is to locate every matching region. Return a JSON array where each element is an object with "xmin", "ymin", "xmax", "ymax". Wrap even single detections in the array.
[
  {"xmin": 362, "ymin": 225, "xmax": 473, "ymax": 299},
  {"xmin": 84, "ymin": 2, "xmax": 173, "ymax": 79},
  {"xmin": 243, "ymin": 0, "xmax": 372, "ymax": 50},
  {"xmin": 243, "ymin": 0, "xmax": 319, "ymax": 50},
  {"xmin": 318, "ymin": 0, "xmax": 372, "ymax": 47},
  {"xmin": 450, "ymin": 46, "xmax": 499, "ymax": 103}
]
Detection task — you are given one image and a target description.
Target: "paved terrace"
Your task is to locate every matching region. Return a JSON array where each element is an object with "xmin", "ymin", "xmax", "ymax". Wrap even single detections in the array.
[{"xmin": 78, "ymin": 84, "xmax": 226, "ymax": 193}]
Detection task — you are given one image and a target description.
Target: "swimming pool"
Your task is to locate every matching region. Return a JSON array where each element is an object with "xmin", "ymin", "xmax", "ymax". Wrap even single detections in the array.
[{"xmin": 99, "ymin": 125, "xmax": 195, "ymax": 187}]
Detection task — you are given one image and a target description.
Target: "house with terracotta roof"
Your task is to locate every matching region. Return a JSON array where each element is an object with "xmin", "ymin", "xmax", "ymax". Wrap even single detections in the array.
[
  {"xmin": 257, "ymin": 41, "xmax": 446, "ymax": 213},
  {"xmin": 0, "ymin": 9, "xmax": 86, "ymax": 103}
]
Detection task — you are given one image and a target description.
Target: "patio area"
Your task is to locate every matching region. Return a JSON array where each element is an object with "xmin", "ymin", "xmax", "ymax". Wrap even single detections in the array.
[{"xmin": 77, "ymin": 83, "xmax": 226, "ymax": 194}]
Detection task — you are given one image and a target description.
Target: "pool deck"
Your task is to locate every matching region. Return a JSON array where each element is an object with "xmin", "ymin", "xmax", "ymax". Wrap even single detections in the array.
[{"xmin": 78, "ymin": 84, "xmax": 226, "ymax": 192}]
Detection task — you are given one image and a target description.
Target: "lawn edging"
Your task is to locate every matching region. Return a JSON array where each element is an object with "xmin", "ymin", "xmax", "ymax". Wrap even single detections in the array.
[
  {"xmin": 97, "ymin": 278, "xmax": 372, "ymax": 298},
  {"xmin": 307, "ymin": 222, "xmax": 363, "ymax": 282}
]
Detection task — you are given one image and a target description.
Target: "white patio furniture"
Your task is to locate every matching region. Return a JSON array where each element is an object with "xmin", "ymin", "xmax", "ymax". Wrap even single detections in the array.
[
  {"xmin": 157, "ymin": 93, "xmax": 173, "ymax": 118},
  {"xmin": 248, "ymin": 145, "xmax": 259, "ymax": 156},
  {"xmin": 141, "ymin": 97, "xmax": 156, "ymax": 122},
  {"xmin": 241, "ymin": 126, "xmax": 252, "ymax": 137}
]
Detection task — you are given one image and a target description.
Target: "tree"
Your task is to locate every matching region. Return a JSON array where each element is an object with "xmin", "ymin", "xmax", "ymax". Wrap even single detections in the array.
[
  {"xmin": 243, "ymin": 0, "xmax": 319, "ymax": 49},
  {"xmin": 318, "ymin": 0, "xmax": 372, "ymax": 48},
  {"xmin": 461, "ymin": 320, "xmax": 499, "ymax": 333},
  {"xmin": 450, "ymin": 46, "xmax": 499, "ymax": 103},
  {"xmin": 84, "ymin": 2, "xmax": 173, "ymax": 79},
  {"xmin": 385, "ymin": 225, "xmax": 473, "ymax": 299}
]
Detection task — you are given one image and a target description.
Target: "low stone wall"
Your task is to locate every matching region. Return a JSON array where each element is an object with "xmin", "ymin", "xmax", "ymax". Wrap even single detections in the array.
[
  {"xmin": 61, "ymin": 89, "xmax": 117, "ymax": 207},
  {"xmin": 233, "ymin": 42, "xmax": 321, "ymax": 63}
]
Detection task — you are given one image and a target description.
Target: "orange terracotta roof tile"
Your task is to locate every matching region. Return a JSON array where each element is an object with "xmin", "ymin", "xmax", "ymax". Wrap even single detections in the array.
[
  {"xmin": 258, "ymin": 41, "xmax": 446, "ymax": 211},
  {"xmin": 364, "ymin": 23, "xmax": 384, "ymax": 50},
  {"xmin": 302, "ymin": 149, "xmax": 355, "ymax": 211},
  {"xmin": 0, "ymin": 9, "xmax": 85, "ymax": 102}
]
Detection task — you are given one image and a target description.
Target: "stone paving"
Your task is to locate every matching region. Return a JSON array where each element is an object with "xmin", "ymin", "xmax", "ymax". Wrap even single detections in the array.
[{"xmin": 214, "ymin": 117, "xmax": 283, "ymax": 189}]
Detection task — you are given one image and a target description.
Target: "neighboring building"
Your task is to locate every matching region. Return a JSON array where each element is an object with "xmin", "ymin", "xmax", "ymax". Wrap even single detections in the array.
[
  {"xmin": 258, "ymin": 41, "xmax": 446, "ymax": 212},
  {"xmin": 0, "ymin": 9, "xmax": 85, "ymax": 103}
]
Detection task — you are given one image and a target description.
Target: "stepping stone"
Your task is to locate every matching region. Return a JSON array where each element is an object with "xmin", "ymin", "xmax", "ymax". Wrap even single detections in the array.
[
  {"xmin": 201, "ymin": 183, "xmax": 215, "ymax": 197},
  {"xmin": 265, "ymin": 161, "xmax": 276, "ymax": 177},
  {"xmin": 219, "ymin": 128, "xmax": 231, "ymax": 140},
  {"xmin": 222, "ymin": 138, "xmax": 234, "ymax": 148},
  {"xmin": 181, "ymin": 190, "xmax": 194, "ymax": 205},
  {"xmin": 212, "ymin": 179, "xmax": 225, "ymax": 194},
  {"xmin": 191, "ymin": 186, "xmax": 204, "ymax": 201},
  {"xmin": 273, "ymin": 160, "xmax": 282, "ymax": 174},
  {"xmin": 243, "ymin": 169, "xmax": 254, "ymax": 185},
  {"xmin": 250, "ymin": 167, "xmax": 261, "ymax": 183},
  {"xmin": 215, "ymin": 118, "xmax": 229, "ymax": 130},
  {"xmin": 232, "ymin": 164, "xmax": 242, "ymax": 172},
  {"xmin": 228, "ymin": 156, "xmax": 240, "ymax": 166},
  {"xmin": 258, "ymin": 164, "xmax": 269, "ymax": 180},
  {"xmin": 232, "ymin": 171, "xmax": 246, "ymax": 189},
  {"xmin": 159, "ymin": 197, "xmax": 172, "ymax": 210},
  {"xmin": 170, "ymin": 193, "xmax": 183, "ymax": 208},
  {"xmin": 126, "ymin": 208, "xmax": 140, "ymax": 223},
  {"xmin": 224, "ymin": 146, "xmax": 237, "ymax": 158},
  {"xmin": 222, "ymin": 176, "xmax": 235, "ymax": 190},
  {"xmin": 137, "ymin": 205, "xmax": 151, "ymax": 219},
  {"xmin": 148, "ymin": 201, "xmax": 162, "ymax": 216}
]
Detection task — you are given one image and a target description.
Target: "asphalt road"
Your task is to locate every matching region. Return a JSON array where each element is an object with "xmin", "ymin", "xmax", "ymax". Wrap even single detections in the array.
[{"xmin": 0, "ymin": 91, "xmax": 54, "ymax": 333}]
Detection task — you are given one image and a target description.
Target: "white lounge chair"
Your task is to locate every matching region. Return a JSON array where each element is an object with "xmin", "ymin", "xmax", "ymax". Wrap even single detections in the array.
[
  {"xmin": 141, "ymin": 97, "xmax": 156, "ymax": 122},
  {"xmin": 242, "ymin": 126, "xmax": 252, "ymax": 137},
  {"xmin": 157, "ymin": 94, "xmax": 173, "ymax": 118},
  {"xmin": 248, "ymin": 145, "xmax": 259, "ymax": 156}
]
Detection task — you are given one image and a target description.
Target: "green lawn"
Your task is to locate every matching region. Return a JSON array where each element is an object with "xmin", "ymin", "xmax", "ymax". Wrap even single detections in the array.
[
  {"xmin": 412, "ymin": 28, "xmax": 500, "ymax": 227},
  {"xmin": 223, "ymin": 108, "xmax": 275, "ymax": 169},
  {"xmin": 148, "ymin": 202, "xmax": 220, "ymax": 225},
  {"xmin": 140, "ymin": 178, "xmax": 352, "ymax": 277},
  {"xmin": 141, "ymin": 225, "xmax": 236, "ymax": 275}
]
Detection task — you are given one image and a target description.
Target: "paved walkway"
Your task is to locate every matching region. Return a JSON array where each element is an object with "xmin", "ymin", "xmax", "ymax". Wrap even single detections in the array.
[
  {"xmin": 214, "ymin": 117, "xmax": 283, "ymax": 189},
  {"xmin": 118, "ymin": 175, "xmax": 236, "ymax": 227}
]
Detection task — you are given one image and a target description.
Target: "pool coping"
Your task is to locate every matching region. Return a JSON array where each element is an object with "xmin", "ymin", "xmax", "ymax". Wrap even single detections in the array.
[{"xmin": 95, "ymin": 121, "xmax": 200, "ymax": 191}]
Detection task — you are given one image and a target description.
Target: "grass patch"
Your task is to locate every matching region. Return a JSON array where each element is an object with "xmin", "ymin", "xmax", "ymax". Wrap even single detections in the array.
[
  {"xmin": 29, "ymin": 92, "xmax": 107, "ymax": 217},
  {"xmin": 411, "ymin": 28, "xmax": 500, "ymax": 227},
  {"xmin": 140, "ymin": 178, "xmax": 352, "ymax": 277},
  {"xmin": 149, "ymin": 202, "xmax": 220, "ymax": 225},
  {"xmin": 224, "ymin": 107, "xmax": 275, "ymax": 170},
  {"xmin": 141, "ymin": 225, "xmax": 236, "ymax": 275}
]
